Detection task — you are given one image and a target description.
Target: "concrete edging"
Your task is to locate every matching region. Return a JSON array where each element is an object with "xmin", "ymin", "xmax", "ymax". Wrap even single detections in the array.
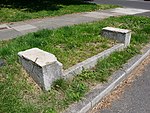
[
  {"xmin": 63, "ymin": 43, "xmax": 125, "ymax": 79},
  {"xmin": 63, "ymin": 43, "xmax": 150, "ymax": 113},
  {"xmin": 18, "ymin": 27, "xmax": 130, "ymax": 91}
]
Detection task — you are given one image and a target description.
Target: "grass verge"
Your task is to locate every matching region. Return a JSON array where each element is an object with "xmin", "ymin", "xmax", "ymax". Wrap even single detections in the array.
[
  {"xmin": 0, "ymin": 0, "xmax": 117, "ymax": 23},
  {"xmin": 0, "ymin": 15, "xmax": 150, "ymax": 113}
]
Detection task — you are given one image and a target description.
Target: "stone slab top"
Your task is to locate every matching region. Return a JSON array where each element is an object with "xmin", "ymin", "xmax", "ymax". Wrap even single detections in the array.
[
  {"xmin": 102, "ymin": 27, "xmax": 131, "ymax": 33},
  {"xmin": 18, "ymin": 48, "xmax": 57, "ymax": 67}
]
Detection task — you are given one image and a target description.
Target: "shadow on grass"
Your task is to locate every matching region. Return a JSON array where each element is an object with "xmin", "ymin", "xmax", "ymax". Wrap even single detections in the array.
[{"xmin": 0, "ymin": 0, "xmax": 91, "ymax": 12}]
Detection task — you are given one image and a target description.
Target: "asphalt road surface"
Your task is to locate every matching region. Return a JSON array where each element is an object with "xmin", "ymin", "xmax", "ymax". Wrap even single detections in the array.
[
  {"xmin": 90, "ymin": 57, "xmax": 150, "ymax": 113},
  {"xmin": 92, "ymin": 0, "xmax": 150, "ymax": 10},
  {"xmin": 91, "ymin": 0, "xmax": 150, "ymax": 22},
  {"xmin": 100, "ymin": 64, "xmax": 150, "ymax": 113}
]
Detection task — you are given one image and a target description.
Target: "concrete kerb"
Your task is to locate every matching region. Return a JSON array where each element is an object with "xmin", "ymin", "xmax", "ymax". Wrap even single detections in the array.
[{"xmin": 63, "ymin": 43, "xmax": 150, "ymax": 113}]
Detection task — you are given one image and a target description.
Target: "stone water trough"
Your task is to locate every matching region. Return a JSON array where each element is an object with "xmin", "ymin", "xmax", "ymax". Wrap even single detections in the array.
[{"xmin": 18, "ymin": 27, "xmax": 131, "ymax": 91}]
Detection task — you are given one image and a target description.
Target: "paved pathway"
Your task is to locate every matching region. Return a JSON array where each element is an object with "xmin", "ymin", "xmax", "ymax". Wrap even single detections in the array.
[
  {"xmin": 0, "ymin": 7, "xmax": 149, "ymax": 40},
  {"xmin": 94, "ymin": 60, "xmax": 150, "ymax": 113}
]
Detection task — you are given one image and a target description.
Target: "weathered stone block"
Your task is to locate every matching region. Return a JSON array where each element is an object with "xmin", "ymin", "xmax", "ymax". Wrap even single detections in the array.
[
  {"xmin": 102, "ymin": 27, "xmax": 131, "ymax": 47},
  {"xmin": 18, "ymin": 48, "xmax": 63, "ymax": 91}
]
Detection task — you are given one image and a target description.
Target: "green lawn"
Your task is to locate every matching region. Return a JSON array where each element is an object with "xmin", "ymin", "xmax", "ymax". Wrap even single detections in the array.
[
  {"xmin": 0, "ymin": 0, "xmax": 117, "ymax": 23},
  {"xmin": 0, "ymin": 15, "xmax": 150, "ymax": 113}
]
